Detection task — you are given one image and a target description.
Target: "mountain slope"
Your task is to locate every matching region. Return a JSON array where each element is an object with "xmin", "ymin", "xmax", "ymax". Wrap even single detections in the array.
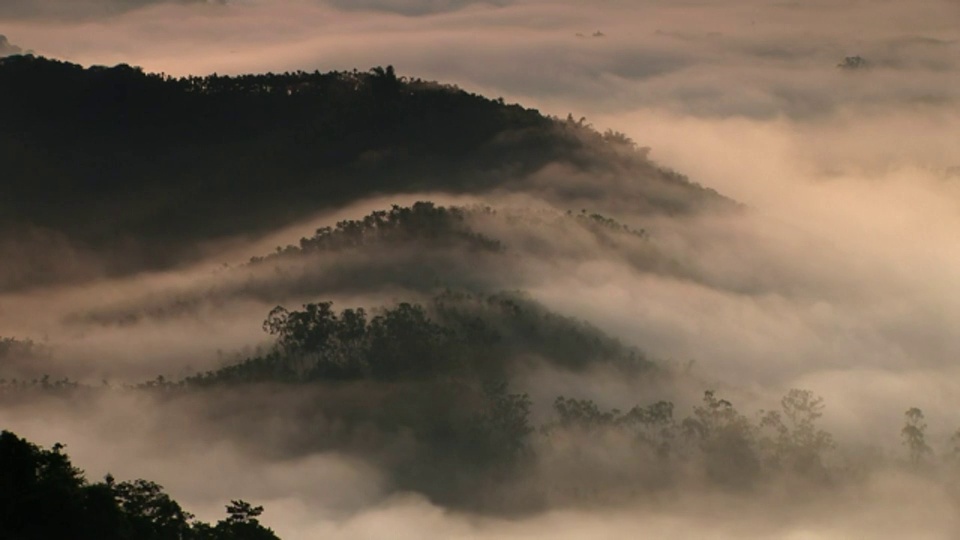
[{"xmin": 0, "ymin": 55, "xmax": 729, "ymax": 290}]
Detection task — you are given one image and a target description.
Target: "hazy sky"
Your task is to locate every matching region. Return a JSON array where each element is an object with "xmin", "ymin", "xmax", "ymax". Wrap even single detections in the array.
[{"xmin": 2, "ymin": 0, "xmax": 958, "ymax": 116}]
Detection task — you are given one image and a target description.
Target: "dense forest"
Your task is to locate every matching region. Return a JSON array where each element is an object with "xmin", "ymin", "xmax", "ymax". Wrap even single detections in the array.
[
  {"xmin": 0, "ymin": 55, "xmax": 727, "ymax": 291},
  {"xmin": 5, "ymin": 291, "xmax": 960, "ymax": 515}
]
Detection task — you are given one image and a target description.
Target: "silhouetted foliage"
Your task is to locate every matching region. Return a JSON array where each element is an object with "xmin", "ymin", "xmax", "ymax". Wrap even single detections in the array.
[
  {"xmin": 758, "ymin": 389, "xmax": 834, "ymax": 478},
  {"xmin": 0, "ymin": 337, "xmax": 46, "ymax": 366},
  {"xmin": 538, "ymin": 388, "xmax": 842, "ymax": 499},
  {"xmin": 0, "ymin": 430, "xmax": 279, "ymax": 539},
  {"xmin": 0, "ymin": 337, "xmax": 55, "ymax": 382},
  {"xmin": 189, "ymin": 291, "xmax": 649, "ymax": 386},
  {"xmin": 257, "ymin": 201, "xmax": 502, "ymax": 262},
  {"xmin": 194, "ymin": 500, "xmax": 279, "ymax": 540},
  {"xmin": 902, "ymin": 407, "xmax": 932, "ymax": 466},
  {"xmin": 0, "ymin": 375, "xmax": 80, "ymax": 395},
  {"xmin": 837, "ymin": 55, "xmax": 869, "ymax": 70}
]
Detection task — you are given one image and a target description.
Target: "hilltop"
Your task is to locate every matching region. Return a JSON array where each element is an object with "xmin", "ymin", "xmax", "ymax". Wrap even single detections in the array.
[{"xmin": 0, "ymin": 55, "xmax": 728, "ymax": 290}]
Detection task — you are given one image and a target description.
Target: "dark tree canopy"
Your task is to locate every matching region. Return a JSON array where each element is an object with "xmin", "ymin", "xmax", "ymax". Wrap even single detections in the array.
[
  {"xmin": 0, "ymin": 430, "xmax": 280, "ymax": 540},
  {"xmin": 187, "ymin": 291, "xmax": 650, "ymax": 386}
]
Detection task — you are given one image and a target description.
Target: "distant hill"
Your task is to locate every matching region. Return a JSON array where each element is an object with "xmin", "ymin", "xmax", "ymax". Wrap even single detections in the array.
[
  {"xmin": 64, "ymin": 202, "xmax": 672, "ymax": 329},
  {"xmin": 183, "ymin": 290, "xmax": 652, "ymax": 386},
  {"xmin": 0, "ymin": 56, "xmax": 729, "ymax": 290}
]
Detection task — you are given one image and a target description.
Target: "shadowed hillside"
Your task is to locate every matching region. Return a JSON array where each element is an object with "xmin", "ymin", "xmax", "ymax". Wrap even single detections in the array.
[
  {"xmin": 0, "ymin": 55, "xmax": 728, "ymax": 290},
  {"xmin": 59, "ymin": 202, "xmax": 665, "ymax": 329}
]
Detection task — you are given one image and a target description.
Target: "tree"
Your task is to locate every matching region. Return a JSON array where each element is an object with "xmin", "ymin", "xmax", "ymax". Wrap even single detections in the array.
[
  {"xmin": 759, "ymin": 389, "xmax": 834, "ymax": 476},
  {"xmin": 0, "ymin": 431, "xmax": 92, "ymax": 539},
  {"xmin": 263, "ymin": 303, "xmax": 338, "ymax": 355},
  {"xmin": 948, "ymin": 428, "xmax": 960, "ymax": 462},
  {"xmin": 552, "ymin": 396, "xmax": 619, "ymax": 430},
  {"xmin": 473, "ymin": 380, "xmax": 534, "ymax": 462},
  {"xmin": 623, "ymin": 400, "xmax": 677, "ymax": 457},
  {"xmin": 197, "ymin": 500, "xmax": 279, "ymax": 540},
  {"xmin": 837, "ymin": 55, "xmax": 869, "ymax": 70},
  {"xmin": 114, "ymin": 479, "xmax": 193, "ymax": 540},
  {"xmin": 902, "ymin": 407, "xmax": 932, "ymax": 466},
  {"xmin": 366, "ymin": 302, "xmax": 452, "ymax": 379},
  {"xmin": 225, "ymin": 500, "xmax": 264, "ymax": 523},
  {"xmin": 682, "ymin": 391, "xmax": 760, "ymax": 488}
]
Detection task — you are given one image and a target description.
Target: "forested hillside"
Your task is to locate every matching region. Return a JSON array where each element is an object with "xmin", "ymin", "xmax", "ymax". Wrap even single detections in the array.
[{"xmin": 0, "ymin": 55, "xmax": 727, "ymax": 291}]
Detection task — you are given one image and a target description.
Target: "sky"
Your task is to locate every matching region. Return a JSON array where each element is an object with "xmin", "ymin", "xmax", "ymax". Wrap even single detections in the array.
[{"xmin": 3, "ymin": 0, "xmax": 960, "ymax": 538}]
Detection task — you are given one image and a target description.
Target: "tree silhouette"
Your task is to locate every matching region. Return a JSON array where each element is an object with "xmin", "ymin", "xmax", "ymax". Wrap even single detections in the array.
[
  {"xmin": 197, "ymin": 500, "xmax": 279, "ymax": 540},
  {"xmin": 837, "ymin": 55, "xmax": 869, "ymax": 70},
  {"xmin": 682, "ymin": 391, "xmax": 760, "ymax": 488},
  {"xmin": 759, "ymin": 389, "xmax": 834, "ymax": 476},
  {"xmin": 0, "ymin": 430, "xmax": 280, "ymax": 539},
  {"xmin": 902, "ymin": 407, "xmax": 932, "ymax": 466}
]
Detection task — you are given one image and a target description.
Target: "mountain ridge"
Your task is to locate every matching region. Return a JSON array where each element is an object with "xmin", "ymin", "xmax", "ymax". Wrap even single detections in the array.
[{"xmin": 0, "ymin": 55, "xmax": 731, "ymax": 291}]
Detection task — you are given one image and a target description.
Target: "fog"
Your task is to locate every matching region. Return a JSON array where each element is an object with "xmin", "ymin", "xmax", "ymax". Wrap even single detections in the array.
[
  {"xmin": 3, "ymin": 0, "xmax": 960, "ymax": 538},
  {"xmin": 3, "ymin": 0, "xmax": 958, "ymax": 113}
]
